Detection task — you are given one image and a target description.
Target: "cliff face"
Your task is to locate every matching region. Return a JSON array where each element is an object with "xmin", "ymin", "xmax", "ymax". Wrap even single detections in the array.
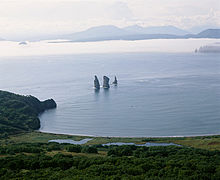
[
  {"xmin": 42, "ymin": 99, "xmax": 57, "ymax": 110},
  {"xmin": 103, "ymin": 76, "xmax": 110, "ymax": 89},
  {"xmin": 94, "ymin": 75, "xmax": 100, "ymax": 89},
  {"xmin": 0, "ymin": 90, "xmax": 57, "ymax": 137},
  {"xmin": 23, "ymin": 95, "xmax": 57, "ymax": 114},
  {"xmin": 112, "ymin": 76, "xmax": 118, "ymax": 85}
]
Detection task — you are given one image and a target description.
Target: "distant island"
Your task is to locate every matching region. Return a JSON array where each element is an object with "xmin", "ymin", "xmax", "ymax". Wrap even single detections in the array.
[
  {"xmin": 47, "ymin": 26, "xmax": 220, "ymax": 43},
  {"xmin": 19, "ymin": 41, "xmax": 28, "ymax": 45},
  {"xmin": 4, "ymin": 25, "xmax": 220, "ymax": 42},
  {"xmin": 0, "ymin": 90, "xmax": 56, "ymax": 138},
  {"xmin": 196, "ymin": 43, "xmax": 220, "ymax": 53}
]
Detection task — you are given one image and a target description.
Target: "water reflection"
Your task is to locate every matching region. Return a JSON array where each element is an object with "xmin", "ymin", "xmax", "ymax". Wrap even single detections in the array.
[
  {"xmin": 94, "ymin": 89, "xmax": 100, "ymax": 101},
  {"xmin": 112, "ymin": 84, "xmax": 118, "ymax": 89},
  {"xmin": 103, "ymin": 88, "xmax": 110, "ymax": 99},
  {"xmin": 39, "ymin": 108, "xmax": 57, "ymax": 131},
  {"xmin": 94, "ymin": 88, "xmax": 110, "ymax": 101}
]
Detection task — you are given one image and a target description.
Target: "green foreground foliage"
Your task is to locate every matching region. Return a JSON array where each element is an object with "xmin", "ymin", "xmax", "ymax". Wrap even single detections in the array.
[{"xmin": 0, "ymin": 142, "xmax": 220, "ymax": 179}]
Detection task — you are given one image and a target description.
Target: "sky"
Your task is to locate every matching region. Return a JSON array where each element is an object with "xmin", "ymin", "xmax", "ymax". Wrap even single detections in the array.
[{"xmin": 0, "ymin": 0, "xmax": 219, "ymax": 38}]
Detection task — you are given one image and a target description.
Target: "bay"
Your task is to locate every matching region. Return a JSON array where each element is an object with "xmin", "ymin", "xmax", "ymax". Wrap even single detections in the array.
[{"xmin": 0, "ymin": 52, "xmax": 219, "ymax": 137}]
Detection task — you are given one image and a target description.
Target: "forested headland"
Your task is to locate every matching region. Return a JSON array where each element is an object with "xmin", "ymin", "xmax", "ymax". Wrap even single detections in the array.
[{"xmin": 0, "ymin": 90, "xmax": 56, "ymax": 138}]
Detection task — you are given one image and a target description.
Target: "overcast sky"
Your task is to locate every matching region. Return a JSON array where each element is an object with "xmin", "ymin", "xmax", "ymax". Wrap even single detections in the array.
[{"xmin": 0, "ymin": 0, "xmax": 219, "ymax": 37}]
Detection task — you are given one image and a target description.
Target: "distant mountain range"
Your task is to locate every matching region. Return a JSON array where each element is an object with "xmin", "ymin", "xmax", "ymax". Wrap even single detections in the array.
[
  {"xmin": 124, "ymin": 25, "xmax": 189, "ymax": 36},
  {"xmin": 2, "ymin": 25, "xmax": 220, "ymax": 42},
  {"xmin": 57, "ymin": 25, "xmax": 188, "ymax": 42},
  {"xmin": 53, "ymin": 26, "xmax": 220, "ymax": 43},
  {"xmin": 194, "ymin": 29, "xmax": 220, "ymax": 38},
  {"xmin": 188, "ymin": 25, "xmax": 220, "ymax": 34}
]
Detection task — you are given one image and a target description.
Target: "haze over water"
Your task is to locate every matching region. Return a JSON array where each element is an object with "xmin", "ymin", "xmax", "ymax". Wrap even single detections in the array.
[{"xmin": 0, "ymin": 41, "xmax": 219, "ymax": 137}]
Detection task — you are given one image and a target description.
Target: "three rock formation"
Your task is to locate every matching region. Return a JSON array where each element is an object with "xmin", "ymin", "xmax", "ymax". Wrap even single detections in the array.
[
  {"xmin": 94, "ymin": 75, "xmax": 100, "ymax": 90},
  {"xmin": 94, "ymin": 75, "xmax": 117, "ymax": 89},
  {"xmin": 103, "ymin": 76, "xmax": 110, "ymax": 89},
  {"xmin": 112, "ymin": 76, "xmax": 117, "ymax": 85}
]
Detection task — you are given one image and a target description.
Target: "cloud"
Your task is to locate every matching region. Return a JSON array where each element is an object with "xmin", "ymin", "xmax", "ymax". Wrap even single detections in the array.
[
  {"xmin": 123, "ymin": 0, "xmax": 220, "ymax": 27},
  {"xmin": 0, "ymin": 0, "xmax": 134, "ymax": 37},
  {"xmin": 0, "ymin": 0, "xmax": 219, "ymax": 37}
]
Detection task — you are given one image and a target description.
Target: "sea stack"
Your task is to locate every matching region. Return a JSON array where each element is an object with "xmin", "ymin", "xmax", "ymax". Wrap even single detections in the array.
[
  {"xmin": 103, "ymin": 76, "xmax": 110, "ymax": 89},
  {"xmin": 94, "ymin": 75, "xmax": 100, "ymax": 89},
  {"xmin": 112, "ymin": 76, "xmax": 118, "ymax": 85}
]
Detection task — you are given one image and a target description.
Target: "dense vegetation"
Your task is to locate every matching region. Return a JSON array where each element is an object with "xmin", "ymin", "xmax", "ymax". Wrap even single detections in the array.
[
  {"xmin": 0, "ymin": 90, "xmax": 56, "ymax": 137},
  {"xmin": 0, "ymin": 143, "xmax": 220, "ymax": 179}
]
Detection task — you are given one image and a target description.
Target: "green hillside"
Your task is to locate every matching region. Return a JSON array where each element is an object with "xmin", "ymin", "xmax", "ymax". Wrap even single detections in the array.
[
  {"xmin": 0, "ymin": 90, "xmax": 56, "ymax": 137},
  {"xmin": 1, "ymin": 143, "xmax": 220, "ymax": 179}
]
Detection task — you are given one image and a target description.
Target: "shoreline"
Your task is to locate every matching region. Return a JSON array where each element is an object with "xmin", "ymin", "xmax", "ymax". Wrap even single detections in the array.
[
  {"xmin": 3, "ymin": 131, "xmax": 220, "ymax": 151},
  {"xmin": 38, "ymin": 130, "xmax": 220, "ymax": 139}
]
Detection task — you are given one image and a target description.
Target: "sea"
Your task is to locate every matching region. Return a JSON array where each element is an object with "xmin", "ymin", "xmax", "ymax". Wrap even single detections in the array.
[{"xmin": 0, "ymin": 40, "xmax": 219, "ymax": 137}]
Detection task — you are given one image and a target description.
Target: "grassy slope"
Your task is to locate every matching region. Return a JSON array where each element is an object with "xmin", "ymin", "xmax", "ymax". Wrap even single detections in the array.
[{"xmin": 2, "ymin": 131, "xmax": 220, "ymax": 151}]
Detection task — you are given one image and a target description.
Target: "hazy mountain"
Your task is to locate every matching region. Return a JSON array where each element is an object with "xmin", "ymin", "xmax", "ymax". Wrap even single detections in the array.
[
  {"xmin": 56, "ymin": 25, "xmax": 188, "ymax": 42},
  {"xmin": 61, "ymin": 25, "xmax": 133, "ymax": 41},
  {"xmin": 184, "ymin": 29, "xmax": 220, "ymax": 39},
  {"xmin": 123, "ymin": 25, "xmax": 146, "ymax": 34},
  {"xmin": 188, "ymin": 25, "xmax": 220, "ymax": 34},
  {"xmin": 62, "ymin": 26, "xmax": 220, "ymax": 42},
  {"xmin": 124, "ymin": 25, "xmax": 189, "ymax": 36},
  {"xmin": 195, "ymin": 29, "xmax": 220, "ymax": 38},
  {"xmin": 103, "ymin": 34, "xmax": 179, "ymax": 41},
  {"xmin": 5, "ymin": 25, "xmax": 220, "ymax": 42},
  {"xmin": 4, "ymin": 26, "xmax": 130, "ymax": 41}
]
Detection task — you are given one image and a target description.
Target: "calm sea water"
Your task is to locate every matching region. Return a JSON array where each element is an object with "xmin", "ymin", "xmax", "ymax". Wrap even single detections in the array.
[{"xmin": 0, "ymin": 52, "xmax": 219, "ymax": 137}]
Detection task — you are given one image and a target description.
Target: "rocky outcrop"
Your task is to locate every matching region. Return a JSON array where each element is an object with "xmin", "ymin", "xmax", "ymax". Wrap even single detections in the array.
[
  {"xmin": 94, "ymin": 75, "xmax": 100, "ymax": 89},
  {"xmin": 103, "ymin": 76, "xmax": 110, "ymax": 89},
  {"xmin": 42, "ymin": 99, "xmax": 57, "ymax": 110},
  {"xmin": 112, "ymin": 76, "xmax": 118, "ymax": 85},
  {"xmin": 24, "ymin": 95, "xmax": 56, "ymax": 113}
]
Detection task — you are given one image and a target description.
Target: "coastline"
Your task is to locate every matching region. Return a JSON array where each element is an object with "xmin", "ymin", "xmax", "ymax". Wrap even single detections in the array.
[
  {"xmin": 38, "ymin": 129, "xmax": 220, "ymax": 139},
  {"xmin": 1, "ymin": 128, "xmax": 220, "ymax": 151},
  {"xmin": 3, "ymin": 130, "xmax": 217, "ymax": 151}
]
